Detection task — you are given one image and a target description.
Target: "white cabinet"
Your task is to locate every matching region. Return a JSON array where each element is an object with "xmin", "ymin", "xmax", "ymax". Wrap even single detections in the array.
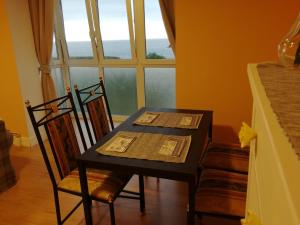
[{"xmin": 247, "ymin": 64, "xmax": 300, "ymax": 225}]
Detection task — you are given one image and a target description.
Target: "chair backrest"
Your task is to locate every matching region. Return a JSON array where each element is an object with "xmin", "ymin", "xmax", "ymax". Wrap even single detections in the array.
[
  {"xmin": 26, "ymin": 89, "xmax": 87, "ymax": 185},
  {"xmin": 75, "ymin": 77, "xmax": 114, "ymax": 146}
]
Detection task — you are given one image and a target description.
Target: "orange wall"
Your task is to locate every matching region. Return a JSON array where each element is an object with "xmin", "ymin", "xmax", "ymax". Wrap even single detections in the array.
[
  {"xmin": 0, "ymin": 1, "xmax": 28, "ymax": 136},
  {"xmin": 176, "ymin": 0, "xmax": 299, "ymax": 145}
]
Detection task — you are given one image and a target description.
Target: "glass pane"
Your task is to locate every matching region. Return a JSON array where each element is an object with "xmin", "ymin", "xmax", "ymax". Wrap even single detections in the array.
[
  {"xmin": 144, "ymin": 0, "xmax": 174, "ymax": 59},
  {"xmin": 69, "ymin": 67, "xmax": 99, "ymax": 110},
  {"xmin": 52, "ymin": 34, "xmax": 58, "ymax": 59},
  {"xmin": 61, "ymin": 0, "xmax": 93, "ymax": 58},
  {"xmin": 97, "ymin": 0, "xmax": 131, "ymax": 59},
  {"xmin": 131, "ymin": 0, "xmax": 135, "ymax": 41},
  {"xmin": 145, "ymin": 68, "xmax": 175, "ymax": 108},
  {"xmin": 51, "ymin": 68, "xmax": 65, "ymax": 97},
  {"xmin": 104, "ymin": 68, "xmax": 137, "ymax": 115}
]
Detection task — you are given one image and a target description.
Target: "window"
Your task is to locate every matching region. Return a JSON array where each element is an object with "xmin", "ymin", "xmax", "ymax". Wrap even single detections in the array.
[
  {"xmin": 69, "ymin": 67, "xmax": 99, "ymax": 110},
  {"xmin": 104, "ymin": 68, "xmax": 137, "ymax": 115},
  {"xmin": 69, "ymin": 67, "xmax": 99, "ymax": 90},
  {"xmin": 145, "ymin": 68, "xmax": 175, "ymax": 108},
  {"xmin": 97, "ymin": 0, "xmax": 132, "ymax": 59},
  {"xmin": 51, "ymin": 68, "xmax": 65, "ymax": 97},
  {"xmin": 61, "ymin": 0, "xmax": 94, "ymax": 58},
  {"xmin": 52, "ymin": 34, "xmax": 58, "ymax": 59},
  {"xmin": 53, "ymin": 0, "xmax": 175, "ymax": 118},
  {"xmin": 144, "ymin": 0, "xmax": 174, "ymax": 59}
]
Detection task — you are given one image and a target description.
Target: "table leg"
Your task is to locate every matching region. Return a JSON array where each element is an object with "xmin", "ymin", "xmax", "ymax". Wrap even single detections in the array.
[
  {"xmin": 78, "ymin": 162, "xmax": 93, "ymax": 225},
  {"xmin": 208, "ymin": 117, "xmax": 213, "ymax": 143},
  {"xmin": 138, "ymin": 175, "xmax": 145, "ymax": 212},
  {"xmin": 187, "ymin": 178, "xmax": 195, "ymax": 225}
]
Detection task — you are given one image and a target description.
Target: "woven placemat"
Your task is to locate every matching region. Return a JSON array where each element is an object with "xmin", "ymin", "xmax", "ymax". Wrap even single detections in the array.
[
  {"xmin": 257, "ymin": 63, "xmax": 300, "ymax": 159},
  {"xmin": 96, "ymin": 131, "xmax": 191, "ymax": 163},
  {"xmin": 133, "ymin": 111, "xmax": 202, "ymax": 129}
]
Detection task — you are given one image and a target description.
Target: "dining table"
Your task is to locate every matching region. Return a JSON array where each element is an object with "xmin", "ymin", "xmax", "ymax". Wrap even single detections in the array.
[{"xmin": 77, "ymin": 107, "xmax": 213, "ymax": 225}]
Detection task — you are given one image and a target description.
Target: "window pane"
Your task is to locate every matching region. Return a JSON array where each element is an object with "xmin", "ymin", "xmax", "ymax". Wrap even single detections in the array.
[
  {"xmin": 104, "ymin": 68, "xmax": 137, "ymax": 115},
  {"xmin": 145, "ymin": 68, "xmax": 175, "ymax": 108},
  {"xmin": 131, "ymin": 0, "xmax": 135, "ymax": 41},
  {"xmin": 52, "ymin": 34, "xmax": 58, "ymax": 59},
  {"xmin": 61, "ymin": 0, "xmax": 93, "ymax": 58},
  {"xmin": 97, "ymin": 0, "xmax": 131, "ymax": 59},
  {"xmin": 70, "ymin": 67, "xmax": 99, "ymax": 110},
  {"xmin": 51, "ymin": 68, "xmax": 65, "ymax": 97},
  {"xmin": 144, "ymin": 0, "xmax": 174, "ymax": 59}
]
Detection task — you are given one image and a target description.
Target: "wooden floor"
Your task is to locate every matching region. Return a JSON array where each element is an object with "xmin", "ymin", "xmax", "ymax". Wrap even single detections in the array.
[{"xmin": 0, "ymin": 145, "xmax": 241, "ymax": 225}]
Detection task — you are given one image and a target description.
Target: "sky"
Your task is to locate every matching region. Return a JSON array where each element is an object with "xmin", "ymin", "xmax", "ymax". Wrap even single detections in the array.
[{"xmin": 61, "ymin": 0, "xmax": 167, "ymax": 41}]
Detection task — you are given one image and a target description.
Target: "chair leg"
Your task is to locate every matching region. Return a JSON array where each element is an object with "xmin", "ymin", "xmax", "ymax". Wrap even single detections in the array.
[
  {"xmin": 53, "ymin": 189, "xmax": 62, "ymax": 225},
  {"xmin": 195, "ymin": 211, "xmax": 203, "ymax": 219},
  {"xmin": 196, "ymin": 167, "xmax": 202, "ymax": 187},
  {"xmin": 138, "ymin": 175, "xmax": 145, "ymax": 212},
  {"xmin": 109, "ymin": 203, "xmax": 116, "ymax": 225}
]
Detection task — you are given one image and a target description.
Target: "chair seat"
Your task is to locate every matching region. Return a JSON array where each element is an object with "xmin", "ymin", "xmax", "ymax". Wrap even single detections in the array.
[
  {"xmin": 201, "ymin": 145, "xmax": 249, "ymax": 173},
  {"xmin": 58, "ymin": 169, "xmax": 131, "ymax": 203},
  {"xmin": 196, "ymin": 169, "xmax": 248, "ymax": 218}
]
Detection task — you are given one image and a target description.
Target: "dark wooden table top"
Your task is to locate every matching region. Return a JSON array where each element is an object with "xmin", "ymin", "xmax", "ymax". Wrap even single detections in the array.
[{"xmin": 77, "ymin": 107, "xmax": 213, "ymax": 181}]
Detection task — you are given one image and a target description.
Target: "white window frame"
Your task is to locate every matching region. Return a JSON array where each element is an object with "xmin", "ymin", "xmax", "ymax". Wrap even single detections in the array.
[{"xmin": 52, "ymin": 0, "xmax": 176, "ymax": 121}]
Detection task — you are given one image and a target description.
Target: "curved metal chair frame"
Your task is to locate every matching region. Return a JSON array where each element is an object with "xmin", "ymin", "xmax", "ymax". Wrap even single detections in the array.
[
  {"xmin": 75, "ymin": 78, "xmax": 145, "ymax": 217},
  {"xmin": 75, "ymin": 78, "xmax": 113, "ymax": 146},
  {"xmin": 26, "ymin": 89, "xmax": 144, "ymax": 225}
]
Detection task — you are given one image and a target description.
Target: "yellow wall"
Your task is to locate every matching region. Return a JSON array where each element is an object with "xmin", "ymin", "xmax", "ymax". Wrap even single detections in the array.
[
  {"xmin": 0, "ymin": 1, "xmax": 28, "ymax": 136},
  {"xmin": 176, "ymin": 0, "xmax": 299, "ymax": 145}
]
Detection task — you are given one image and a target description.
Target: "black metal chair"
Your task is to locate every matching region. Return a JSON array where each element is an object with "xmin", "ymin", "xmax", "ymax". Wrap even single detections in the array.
[
  {"xmin": 195, "ymin": 143, "xmax": 249, "ymax": 220},
  {"xmin": 200, "ymin": 144, "xmax": 249, "ymax": 174},
  {"xmin": 26, "ymin": 88, "xmax": 144, "ymax": 225},
  {"xmin": 195, "ymin": 168, "xmax": 247, "ymax": 220},
  {"xmin": 75, "ymin": 77, "xmax": 146, "ymax": 200},
  {"xmin": 74, "ymin": 77, "xmax": 113, "ymax": 146}
]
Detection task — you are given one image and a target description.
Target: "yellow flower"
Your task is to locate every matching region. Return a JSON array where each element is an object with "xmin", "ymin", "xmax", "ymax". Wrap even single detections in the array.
[
  {"xmin": 239, "ymin": 122, "xmax": 257, "ymax": 148},
  {"xmin": 241, "ymin": 211, "xmax": 263, "ymax": 225}
]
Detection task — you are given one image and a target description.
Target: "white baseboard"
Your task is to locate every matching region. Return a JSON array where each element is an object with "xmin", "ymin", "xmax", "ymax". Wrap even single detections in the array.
[
  {"xmin": 13, "ymin": 135, "xmax": 35, "ymax": 147},
  {"xmin": 13, "ymin": 136, "xmax": 27, "ymax": 147},
  {"xmin": 13, "ymin": 130, "xmax": 47, "ymax": 147}
]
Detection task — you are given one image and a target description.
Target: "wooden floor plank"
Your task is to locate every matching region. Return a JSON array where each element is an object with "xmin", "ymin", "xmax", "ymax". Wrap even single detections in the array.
[{"xmin": 0, "ymin": 145, "xmax": 241, "ymax": 225}]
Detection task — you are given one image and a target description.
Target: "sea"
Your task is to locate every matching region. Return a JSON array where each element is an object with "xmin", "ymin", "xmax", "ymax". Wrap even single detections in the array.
[{"xmin": 52, "ymin": 39, "xmax": 176, "ymax": 115}]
